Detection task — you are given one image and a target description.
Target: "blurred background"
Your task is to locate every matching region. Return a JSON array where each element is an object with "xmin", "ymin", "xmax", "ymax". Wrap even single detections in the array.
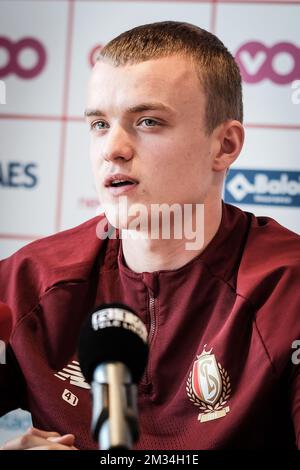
[{"xmin": 0, "ymin": 0, "xmax": 299, "ymax": 444}]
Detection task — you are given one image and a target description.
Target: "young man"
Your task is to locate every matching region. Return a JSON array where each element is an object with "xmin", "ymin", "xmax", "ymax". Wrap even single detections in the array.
[{"xmin": 0, "ymin": 21, "xmax": 299, "ymax": 450}]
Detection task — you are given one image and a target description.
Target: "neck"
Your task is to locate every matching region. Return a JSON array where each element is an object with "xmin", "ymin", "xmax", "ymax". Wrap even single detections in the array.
[{"xmin": 121, "ymin": 199, "xmax": 222, "ymax": 273}]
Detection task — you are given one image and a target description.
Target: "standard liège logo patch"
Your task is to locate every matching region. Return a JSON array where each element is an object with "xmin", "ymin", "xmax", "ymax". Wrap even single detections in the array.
[{"xmin": 186, "ymin": 345, "xmax": 231, "ymax": 422}]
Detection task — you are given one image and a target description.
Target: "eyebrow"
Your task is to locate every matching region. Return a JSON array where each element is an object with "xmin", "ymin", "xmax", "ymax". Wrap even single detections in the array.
[{"xmin": 84, "ymin": 102, "xmax": 175, "ymax": 118}]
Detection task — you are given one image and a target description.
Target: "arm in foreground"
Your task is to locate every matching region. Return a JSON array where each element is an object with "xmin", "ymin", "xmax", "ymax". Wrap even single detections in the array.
[{"xmin": 1, "ymin": 427, "xmax": 78, "ymax": 450}]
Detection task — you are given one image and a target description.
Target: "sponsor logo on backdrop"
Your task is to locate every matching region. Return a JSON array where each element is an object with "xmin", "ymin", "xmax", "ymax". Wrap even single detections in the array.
[
  {"xmin": 235, "ymin": 41, "xmax": 300, "ymax": 84},
  {"xmin": 0, "ymin": 36, "xmax": 46, "ymax": 79},
  {"xmin": 225, "ymin": 169, "xmax": 300, "ymax": 207},
  {"xmin": 0, "ymin": 79, "xmax": 5, "ymax": 104},
  {"xmin": 78, "ymin": 197, "xmax": 100, "ymax": 211},
  {"xmin": 89, "ymin": 44, "xmax": 103, "ymax": 67},
  {"xmin": 0, "ymin": 161, "xmax": 38, "ymax": 188},
  {"xmin": 292, "ymin": 79, "xmax": 300, "ymax": 104}
]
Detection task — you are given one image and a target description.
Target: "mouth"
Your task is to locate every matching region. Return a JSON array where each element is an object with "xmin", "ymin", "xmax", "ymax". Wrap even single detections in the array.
[
  {"xmin": 110, "ymin": 179, "xmax": 135, "ymax": 187},
  {"xmin": 104, "ymin": 174, "xmax": 139, "ymax": 195}
]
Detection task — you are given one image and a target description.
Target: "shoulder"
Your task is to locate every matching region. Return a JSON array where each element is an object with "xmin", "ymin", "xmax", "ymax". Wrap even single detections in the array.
[
  {"xmin": 2, "ymin": 214, "xmax": 105, "ymax": 280},
  {"xmin": 0, "ymin": 214, "xmax": 111, "ymax": 319},
  {"xmin": 235, "ymin": 209, "xmax": 300, "ymax": 367},
  {"xmin": 238, "ymin": 210, "xmax": 300, "ymax": 295}
]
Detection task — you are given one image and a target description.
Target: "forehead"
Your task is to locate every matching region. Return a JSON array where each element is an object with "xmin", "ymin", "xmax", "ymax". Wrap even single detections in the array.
[{"xmin": 86, "ymin": 55, "xmax": 204, "ymax": 113}]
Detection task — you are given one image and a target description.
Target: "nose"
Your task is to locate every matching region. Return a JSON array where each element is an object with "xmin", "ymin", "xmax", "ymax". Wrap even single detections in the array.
[{"xmin": 103, "ymin": 124, "xmax": 134, "ymax": 163}]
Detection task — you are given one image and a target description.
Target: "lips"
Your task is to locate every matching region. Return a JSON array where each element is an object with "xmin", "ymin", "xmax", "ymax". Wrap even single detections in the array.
[
  {"xmin": 104, "ymin": 174, "xmax": 139, "ymax": 188},
  {"xmin": 104, "ymin": 173, "xmax": 139, "ymax": 196}
]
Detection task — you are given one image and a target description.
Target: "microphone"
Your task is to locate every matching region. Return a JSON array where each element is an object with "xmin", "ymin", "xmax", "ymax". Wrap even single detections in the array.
[{"xmin": 78, "ymin": 304, "xmax": 148, "ymax": 450}]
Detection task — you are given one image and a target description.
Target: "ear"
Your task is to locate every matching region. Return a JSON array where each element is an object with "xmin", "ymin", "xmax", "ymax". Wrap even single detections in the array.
[{"xmin": 212, "ymin": 120, "xmax": 244, "ymax": 172}]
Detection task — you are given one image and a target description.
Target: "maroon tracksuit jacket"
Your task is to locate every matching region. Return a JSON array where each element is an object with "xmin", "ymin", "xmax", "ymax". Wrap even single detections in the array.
[{"xmin": 0, "ymin": 202, "xmax": 299, "ymax": 449}]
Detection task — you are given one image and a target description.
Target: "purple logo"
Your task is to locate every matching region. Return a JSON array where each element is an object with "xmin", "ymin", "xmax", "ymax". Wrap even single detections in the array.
[
  {"xmin": 235, "ymin": 41, "xmax": 300, "ymax": 84},
  {"xmin": 0, "ymin": 37, "xmax": 46, "ymax": 79}
]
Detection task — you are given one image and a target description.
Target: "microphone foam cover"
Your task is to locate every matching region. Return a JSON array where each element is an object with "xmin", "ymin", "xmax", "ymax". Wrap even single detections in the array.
[{"xmin": 78, "ymin": 304, "xmax": 148, "ymax": 384}]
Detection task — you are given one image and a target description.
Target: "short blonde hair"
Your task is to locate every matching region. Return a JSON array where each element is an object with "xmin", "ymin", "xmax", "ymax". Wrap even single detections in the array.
[{"xmin": 98, "ymin": 21, "xmax": 243, "ymax": 134}]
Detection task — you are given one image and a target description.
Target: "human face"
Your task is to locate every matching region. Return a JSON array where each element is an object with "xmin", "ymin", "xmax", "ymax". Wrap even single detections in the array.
[{"xmin": 86, "ymin": 55, "xmax": 216, "ymax": 228}]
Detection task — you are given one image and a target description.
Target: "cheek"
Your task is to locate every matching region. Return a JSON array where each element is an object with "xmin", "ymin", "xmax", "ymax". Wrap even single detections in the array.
[
  {"xmin": 89, "ymin": 135, "xmax": 103, "ymax": 163},
  {"xmin": 90, "ymin": 159, "xmax": 100, "ymax": 190},
  {"xmin": 90, "ymin": 156, "xmax": 96, "ymax": 177},
  {"xmin": 90, "ymin": 145, "xmax": 103, "ymax": 178},
  {"xmin": 89, "ymin": 152, "xmax": 104, "ymax": 199},
  {"xmin": 89, "ymin": 143, "xmax": 97, "ymax": 170}
]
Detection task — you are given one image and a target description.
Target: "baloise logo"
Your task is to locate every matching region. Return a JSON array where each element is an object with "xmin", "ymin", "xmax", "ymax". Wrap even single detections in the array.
[
  {"xmin": 225, "ymin": 169, "xmax": 300, "ymax": 207},
  {"xmin": 235, "ymin": 41, "xmax": 300, "ymax": 84},
  {"xmin": 0, "ymin": 37, "xmax": 46, "ymax": 79}
]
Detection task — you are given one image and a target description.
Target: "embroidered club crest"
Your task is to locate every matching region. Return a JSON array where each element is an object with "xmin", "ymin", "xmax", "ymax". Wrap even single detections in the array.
[{"xmin": 186, "ymin": 345, "xmax": 231, "ymax": 422}]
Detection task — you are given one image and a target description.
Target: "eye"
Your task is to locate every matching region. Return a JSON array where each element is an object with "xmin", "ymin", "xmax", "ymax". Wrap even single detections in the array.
[
  {"xmin": 139, "ymin": 118, "xmax": 161, "ymax": 127},
  {"xmin": 90, "ymin": 120, "xmax": 109, "ymax": 131}
]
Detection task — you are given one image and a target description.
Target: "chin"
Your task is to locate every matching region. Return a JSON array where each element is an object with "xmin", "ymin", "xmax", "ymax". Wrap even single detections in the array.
[{"xmin": 102, "ymin": 204, "xmax": 129, "ymax": 230}]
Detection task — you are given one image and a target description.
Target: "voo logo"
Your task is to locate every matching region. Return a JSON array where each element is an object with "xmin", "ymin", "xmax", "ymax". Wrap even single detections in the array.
[
  {"xmin": 0, "ymin": 37, "xmax": 46, "ymax": 79},
  {"xmin": 235, "ymin": 42, "xmax": 300, "ymax": 84},
  {"xmin": 225, "ymin": 169, "xmax": 300, "ymax": 207}
]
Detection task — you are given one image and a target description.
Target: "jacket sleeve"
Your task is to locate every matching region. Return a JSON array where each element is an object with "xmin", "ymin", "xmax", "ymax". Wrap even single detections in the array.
[
  {"xmin": 0, "ymin": 218, "xmax": 102, "ymax": 418},
  {"xmin": 0, "ymin": 251, "xmax": 34, "ymax": 417}
]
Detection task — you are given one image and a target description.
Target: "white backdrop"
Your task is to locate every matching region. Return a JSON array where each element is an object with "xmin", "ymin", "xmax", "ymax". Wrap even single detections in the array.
[{"xmin": 0, "ymin": 0, "xmax": 299, "ymax": 444}]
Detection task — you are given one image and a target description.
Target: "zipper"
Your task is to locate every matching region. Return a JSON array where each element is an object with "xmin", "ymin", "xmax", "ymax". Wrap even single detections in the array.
[
  {"xmin": 142, "ymin": 292, "xmax": 156, "ymax": 386},
  {"xmin": 148, "ymin": 294, "xmax": 156, "ymax": 346}
]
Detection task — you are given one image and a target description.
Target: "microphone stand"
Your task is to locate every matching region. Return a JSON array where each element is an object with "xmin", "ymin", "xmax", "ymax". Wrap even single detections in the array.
[{"xmin": 91, "ymin": 362, "xmax": 139, "ymax": 450}]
